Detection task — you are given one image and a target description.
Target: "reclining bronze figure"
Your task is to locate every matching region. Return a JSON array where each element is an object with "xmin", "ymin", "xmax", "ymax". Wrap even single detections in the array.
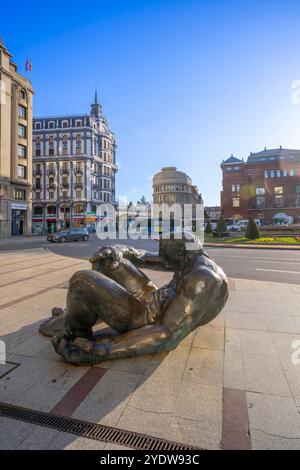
[{"xmin": 39, "ymin": 233, "xmax": 228, "ymax": 364}]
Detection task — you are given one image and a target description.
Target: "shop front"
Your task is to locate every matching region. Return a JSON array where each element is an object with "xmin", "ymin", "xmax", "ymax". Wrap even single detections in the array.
[{"xmin": 11, "ymin": 203, "xmax": 28, "ymax": 236}]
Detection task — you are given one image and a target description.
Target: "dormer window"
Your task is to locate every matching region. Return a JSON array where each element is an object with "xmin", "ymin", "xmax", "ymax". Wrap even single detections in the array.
[
  {"xmin": 76, "ymin": 120, "xmax": 82, "ymax": 127},
  {"xmin": 35, "ymin": 122, "xmax": 41, "ymax": 130},
  {"xmin": 62, "ymin": 120, "xmax": 68, "ymax": 128},
  {"xmin": 48, "ymin": 121, "xmax": 55, "ymax": 129}
]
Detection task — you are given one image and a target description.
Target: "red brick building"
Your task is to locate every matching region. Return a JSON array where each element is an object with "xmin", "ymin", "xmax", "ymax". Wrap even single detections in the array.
[{"xmin": 221, "ymin": 147, "xmax": 300, "ymax": 224}]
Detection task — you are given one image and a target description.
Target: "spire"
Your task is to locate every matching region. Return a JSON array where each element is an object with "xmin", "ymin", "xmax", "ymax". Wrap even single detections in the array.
[{"xmin": 90, "ymin": 88, "xmax": 101, "ymax": 118}]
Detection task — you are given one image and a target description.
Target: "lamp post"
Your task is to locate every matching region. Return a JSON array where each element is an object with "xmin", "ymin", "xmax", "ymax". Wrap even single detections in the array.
[{"xmin": 61, "ymin": 195, "xmax": 72, "ymax": 229}]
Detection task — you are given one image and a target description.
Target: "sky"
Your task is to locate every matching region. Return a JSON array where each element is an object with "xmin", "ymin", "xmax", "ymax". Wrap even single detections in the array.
[{"xmin": 2, "ymin": 0, "xmax": 300, "ymax": 205}]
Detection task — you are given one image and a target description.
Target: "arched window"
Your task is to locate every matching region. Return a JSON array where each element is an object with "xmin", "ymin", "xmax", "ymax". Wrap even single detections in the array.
[
  {"xmin": 62, "ymin": 135, "xmax": 68, "ymax": 145},
  {"xmin": 76, "ymin": 134, "xmax": 81, "ymax": 144},
  {"xmin": 35, "ymin": 137, "xmax": 41, "ymax": 146},
  {"xmin": 49, "ymin": 136, "xmax": 54, "ymax": 146},
  {"xmin": 46, "ymin": 205, "xmax": 56, "ymax": 215}
]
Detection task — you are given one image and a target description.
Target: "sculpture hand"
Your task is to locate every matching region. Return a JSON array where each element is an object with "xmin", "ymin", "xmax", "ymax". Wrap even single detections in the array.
[{"xmin": 52, "ymin": 336, "xmax": 111, "ymax": 365}]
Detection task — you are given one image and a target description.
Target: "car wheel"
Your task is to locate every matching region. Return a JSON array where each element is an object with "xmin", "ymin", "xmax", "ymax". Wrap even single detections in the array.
[
  {"xmin": 83, "ymin": 235, "xmax": 89, "ymax": 241},
  {"xmin": 60, "ymin": 237, "xmax": 67, "ymax": 243}
]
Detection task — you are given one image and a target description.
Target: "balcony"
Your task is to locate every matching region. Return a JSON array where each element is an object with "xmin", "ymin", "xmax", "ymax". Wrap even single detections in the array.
[
  {"xmin": 74, "ymin": 168, "xmax": 83, "ymax": 176},
  {"xmin": 60, "ymin": 169, "xmax": 70, "ymax": 175},
  {"xmin": 33, "ymin": 170, "xmax": 42, "ymax": 176},
  {"xmin": 74, "ymin": 183, "xmax": 83, "ymax": 190},
  {"xmin": 46, "ymin": 169, "xmax": 56, "ymax": 176},
  {"xmin": 46, "ymin": 183, "xmax": 56, "ymax": 190},
  {"xmin": 60, "ymin": 183, "xmax": 70, "ymax": 190},
  {"xmin": 32, "ymin": 185, "xmax": 41, "ymax": 191}
]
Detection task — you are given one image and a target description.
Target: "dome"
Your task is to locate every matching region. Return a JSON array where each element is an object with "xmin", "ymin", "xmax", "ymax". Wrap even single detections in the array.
[{"xmin": 153, "ymin": 167, "xmax": 191, "ymax": 185}]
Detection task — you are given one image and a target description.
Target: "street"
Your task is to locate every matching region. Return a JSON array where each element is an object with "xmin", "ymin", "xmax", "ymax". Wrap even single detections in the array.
[{"xmin": 1, "ymin": 234, "xmax": 300, "ymax": 285}]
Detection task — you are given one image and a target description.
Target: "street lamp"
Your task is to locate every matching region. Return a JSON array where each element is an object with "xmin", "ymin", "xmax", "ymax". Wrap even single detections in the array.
[{"xmin": 60, "ymin": 194, "xmax": 72, "ymax": 229}]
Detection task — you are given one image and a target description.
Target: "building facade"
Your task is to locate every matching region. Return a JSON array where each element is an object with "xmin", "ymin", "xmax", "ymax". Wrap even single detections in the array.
[
  {"xmin": 221, "ymin": 147, "xmax": 300, "ymax": 224},
  {"xmin": 32, "ymin": 94, "xmax": 117, "ymax": 233},
  {"xmin": 0, "ymin": 39, "xmax": 34, "ymax": 238},
  {"xmin": 153, "ymin": 167, "xmax": 203, "ymax": 206}
]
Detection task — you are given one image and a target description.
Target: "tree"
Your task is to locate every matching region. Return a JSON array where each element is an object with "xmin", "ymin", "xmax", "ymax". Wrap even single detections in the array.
[
  {"xmin": 245, "ymin": 217, "xmax": 260, "ymax": 240},
  {"xmin": 216, "ymin": 214, "xmax": 228, "ymax": 235},
  {"xmin": 205, "ymin": 220, "xmax": 213, "ymax": 234}
]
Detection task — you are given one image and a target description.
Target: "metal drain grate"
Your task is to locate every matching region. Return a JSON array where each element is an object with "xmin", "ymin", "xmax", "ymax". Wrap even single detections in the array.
[{"xmin": 0, "ymin": 402, "xmax": 199, "ymax": 450}]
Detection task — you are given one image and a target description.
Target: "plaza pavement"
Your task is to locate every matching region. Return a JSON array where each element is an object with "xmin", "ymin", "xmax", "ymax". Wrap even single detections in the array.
[{"xmin": 0, "ymin": 248, "xmax": 299, "ymax": 450}]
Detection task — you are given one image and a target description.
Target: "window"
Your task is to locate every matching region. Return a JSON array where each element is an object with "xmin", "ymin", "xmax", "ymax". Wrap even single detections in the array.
[
  {"xmin": 76, "ymin": 120, "xmax": 82, "ymax": 127},
  {"xmin": 20, "ymin": 89, "xmax": 26, "ymax": 100},
  {"xmin": 232, "ymin": 184, "xmax": 240, "ymax": 193},
  {"xmin": 270, "ymin": 170, "xmax": 274, "ymax": 177},
  {"xmin": 74, "ymin": 203, "xmax": 84, "ymax": 213},
  {"xmin": 48, "ymin": 192, "xmax": 54, "ymax": 200},
  {"xmin": 18, "ymin": 144, "xmax": 27, "ymax": 158},
  {"xmin": 18, "ymin": 124, "xmax": 26, "ymax": 138},
  {"xmin": 33, "ymin": 206, "xmax": 43, "ymax": 215},
  {"xmin": 276, "ymin": 169, "xmax": 281, "ymax": 177},
  {"xmin": 49, "ymin": 136, "xmax": 54, "ymax": 145},
  {"xmin": 18, "ymin": 106, "xmax": 26, "ymax": 119},
  {"xmin": 232, "ymin": 197, "xmax": 240, "ymax": 207},
  {"xmin": 283, "ymin": 169, "xmax": 287, "ymax": 177},
  {"xmin": 62, "ymin": 121, "xmax": 68, "ymax": 128},
  {"xmin": 17, "ymin": 165, "xmax": 26, "ymax": 178},
  {"xmin": 264, "ymin": 171, "xmax": 268, "ymax": 178},
  {"xmin": 35, "ymin": 148, "xmax": 41, "ymax": 157},
  {"xmin": 274, "ymin": 186, "xmax": 284, "ymax": 208},
  {"xmin": 35, "ymin": 178, "xmax": 41, "ymax": 189},
  {"xmin": 76, "ymin": 191, "xmax": 82, "ymax": 199},
  {"xmin": 62, "ymin": 148, "xmax": 67, "ymax": 156},
  {"xmin": 76, "ymin": 135, "xmax": 81, "ymax": 144},
  {"xmin": 290, "ymin": 169, "xmax": 295, "ymax": 176},
  {"xmin": 14, "ymin": 188, "xmax": 26, "ymax": 200},
  {"xmin": 62, "ymin": 135, "xmax": 68, "ymax": 144},
  {"xmin": 49, "ymin": 148, "xmax": 54, "ymax": 156},
  {"xmin": 256, "ymin": 187, "xmax": 265, "ymax": 195},
  {"xmin": 35, "ymin": 122, "xmax": 41, "ymax": 130},
  {"xmin": 48, "ymin": 121, "xmax": 55, "ymax": 129},
  {"xmin": 256, "ymin": 187, "xmax": 265, "ymax": 208}
]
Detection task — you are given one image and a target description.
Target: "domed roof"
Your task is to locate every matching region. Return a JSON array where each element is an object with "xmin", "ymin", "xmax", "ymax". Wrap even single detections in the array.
[{"xmin": 153, "ymin": 167, "xmax": 191, "ymax": 185}]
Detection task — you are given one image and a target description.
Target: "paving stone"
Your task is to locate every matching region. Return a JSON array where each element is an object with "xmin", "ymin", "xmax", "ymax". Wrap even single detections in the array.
[
  {"xmin": 193, "ymin": 325, "xmax": 224, "ymax": 351},
  {"xmin": 251, "ymin": 429, "xmax": 300, "ymax": 450},
  {"xmin": 243, "ymin": 353, "xmax": 291, "ymax": 397},
  {"xmin": 73, "ymin": 369, "xmax": 142, "ymax": 427},
  {"xmin": 116, "ymin": 405, "xmax": 172, "ymax": 438},
  {"xmin": 239, "ymin": 330, "xmax": 277, "ymax": 356},
  {"xmin": 247, "ymin": 392, "xmax": 300, "ymax": 439},
  {"xmin": 224, "ymin": 349, "xmax": 245, "ymax": 390},
  {"xmin": 183, "ymin": 348, "xmax": 224, "ymax": 387}
]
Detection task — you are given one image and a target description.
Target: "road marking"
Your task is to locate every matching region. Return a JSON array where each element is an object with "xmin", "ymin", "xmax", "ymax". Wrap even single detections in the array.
[
  {"xmin": 253, "ymin": 259, "xmax": 300, "ymax": 265},
  {"xmin": 255, "ymin": 268, "xmax": 300, "ymax": 274}
]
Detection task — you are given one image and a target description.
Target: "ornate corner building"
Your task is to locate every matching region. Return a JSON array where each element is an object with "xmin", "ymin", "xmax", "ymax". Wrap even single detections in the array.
[
  {"xmin": 0, "ymin": 39, "xmax": 34, "ymax": 238},
  {"xmin": 221, "ymin": 147, "xmax": 300, "ymax": 224},
  {"xmin": 32, "ymin": 93, "xmax": 117, "ymax": 233}
]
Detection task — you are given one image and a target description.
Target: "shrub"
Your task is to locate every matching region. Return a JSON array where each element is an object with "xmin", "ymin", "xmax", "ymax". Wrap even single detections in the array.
[
  {"xmin": 205, "ymin": 220, "xmax": 213, "ymax": 234},
  {"xmin": 216, "ymin": 215, "xmax": 228, "ymax": 235},
  {"xmin": 245, "ymin": 217, "xmax": 260, "ymax": 240}
]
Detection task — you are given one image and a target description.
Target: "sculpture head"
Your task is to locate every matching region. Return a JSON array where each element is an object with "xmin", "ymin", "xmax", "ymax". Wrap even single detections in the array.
[{"xmin": 159, "ymin": 231, "xmax": 203, "ymax": 270}]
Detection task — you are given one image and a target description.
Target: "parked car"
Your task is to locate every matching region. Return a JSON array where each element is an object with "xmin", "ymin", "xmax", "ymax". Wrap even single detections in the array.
[
  {"xmin": 227, "ymin": 219, "xmax": 261, "ymax": 231},
  {"xmin": 47, "ymin": 227, "xmax": 89, "ymax": 243}
]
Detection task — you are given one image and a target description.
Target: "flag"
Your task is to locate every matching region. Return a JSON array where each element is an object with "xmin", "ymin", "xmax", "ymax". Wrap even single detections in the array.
[{"xmin": 25, "ymin": 59, "xmax": 32, "ymax": 72}]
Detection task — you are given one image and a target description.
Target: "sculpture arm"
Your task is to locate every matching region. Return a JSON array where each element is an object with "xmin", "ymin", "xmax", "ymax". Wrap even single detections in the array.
[{"xmin": 52, "ymin": 324, "xmax": 177, "ymax": 365}]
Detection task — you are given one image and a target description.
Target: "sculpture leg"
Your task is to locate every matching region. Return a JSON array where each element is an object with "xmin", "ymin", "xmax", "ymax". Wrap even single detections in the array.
[{"xmin": 62, "ymin": 269, "xmax": 148, "ymax": 339}]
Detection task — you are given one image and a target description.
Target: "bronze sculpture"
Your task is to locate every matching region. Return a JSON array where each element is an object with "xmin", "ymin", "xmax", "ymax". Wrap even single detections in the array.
[{"xmin": 39, "ymin": 233, "xmax": 229, "ymax": 364}]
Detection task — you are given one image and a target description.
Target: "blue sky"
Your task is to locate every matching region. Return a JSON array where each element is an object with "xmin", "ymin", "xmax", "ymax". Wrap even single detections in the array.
[{"xmin": 2, "ymin": 0, "xmax": 300, "ymax": 205}]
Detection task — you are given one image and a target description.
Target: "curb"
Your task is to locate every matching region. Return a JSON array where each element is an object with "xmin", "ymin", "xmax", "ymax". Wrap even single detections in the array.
[{"xmin": 204, "ymin": 242, "xmax": 300, "ymax": 250}]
